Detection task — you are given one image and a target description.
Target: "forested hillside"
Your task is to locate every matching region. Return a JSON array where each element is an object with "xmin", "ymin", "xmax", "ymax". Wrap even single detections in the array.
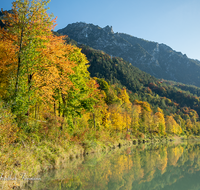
[
  {"xmin": 78, "ymin": 44, "xmax": 200, "ymax": 120},
  {"xmin": 164, "ymin": 80, "xmax": 200, "ymax": 97},
  {"xmin": 63, "ymin": 36, "xmax": 200, "ymax": 119}
]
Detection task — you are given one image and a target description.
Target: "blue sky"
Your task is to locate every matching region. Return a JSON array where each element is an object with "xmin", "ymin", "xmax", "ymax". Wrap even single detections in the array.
[{"xmin": 1, "ymin": 0, "xmax": 200, "ymax": 60}]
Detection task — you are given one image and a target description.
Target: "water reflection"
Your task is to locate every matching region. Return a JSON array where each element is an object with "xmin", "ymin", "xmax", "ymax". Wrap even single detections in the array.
[{"xmin": 23, "ymin": 142, "xmax": 200, "ymax": 190}]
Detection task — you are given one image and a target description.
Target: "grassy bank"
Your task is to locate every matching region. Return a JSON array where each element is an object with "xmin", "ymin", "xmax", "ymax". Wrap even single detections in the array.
[{"xmin": 1, "ymin": 131, "xmax": 190, "ymax": 189}]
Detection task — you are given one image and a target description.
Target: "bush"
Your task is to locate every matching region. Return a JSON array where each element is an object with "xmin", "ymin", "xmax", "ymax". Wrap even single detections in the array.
[{"xmin": 0, "ymin": 101, "xmax": 18, "ymax": 146}]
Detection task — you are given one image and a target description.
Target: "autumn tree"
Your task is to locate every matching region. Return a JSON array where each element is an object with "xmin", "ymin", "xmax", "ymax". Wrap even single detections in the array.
[
  {"xmin": 166, "ymin": 115, "xmax": 182, "ymax": 135},
  {"xmin": 118, "ymin": 88, "xmax": 132, "ymax": 132},
  {"xmin": 154, "ymin": 107, "xmax": 166, "ymax": 136},
  {"xmin": 134, "ymin": 100, "xmax": 152, "ymax": 136},
  {"xmin": 53, "ymin": 46, "xmax": 92, "ymax": 118},
  {"xmin": 131, "ymin": 105, "xmax": 141, "ymax": 135},
  {"xmin": 108, "ymin": 104, "xmax": 125, "ymax": 132},
  {"xmin": 0, "ymin": 0, "xmax": 74, "ymax": 124}
]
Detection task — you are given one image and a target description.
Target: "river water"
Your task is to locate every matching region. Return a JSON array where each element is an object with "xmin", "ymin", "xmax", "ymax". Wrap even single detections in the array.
[{"xmin": 23, "ymin": 141, "xmax": 200, "ymax": 190}]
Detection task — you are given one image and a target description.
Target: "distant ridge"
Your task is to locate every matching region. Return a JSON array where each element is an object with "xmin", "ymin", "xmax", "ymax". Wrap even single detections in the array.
[{"xmin": 57, "ymin": 22, "xmax": 200, "ymax": 87}]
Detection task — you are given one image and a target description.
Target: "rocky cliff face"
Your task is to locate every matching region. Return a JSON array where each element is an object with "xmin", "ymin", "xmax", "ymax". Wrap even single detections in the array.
[{"xmin": 59, "ymin": 22, "xmax": 200, "ymax": 86}]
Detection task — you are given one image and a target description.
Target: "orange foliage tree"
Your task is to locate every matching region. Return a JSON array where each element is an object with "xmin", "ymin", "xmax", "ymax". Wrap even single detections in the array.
[{"xmin": 0, "ymin": 0, "xmax": 75, "ymax": 124}]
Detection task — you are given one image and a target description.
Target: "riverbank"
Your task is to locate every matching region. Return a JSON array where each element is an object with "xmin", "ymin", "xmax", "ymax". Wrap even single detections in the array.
[
  {"xmin": 0, "ymin": 135, "xmax": 195, "ymax": 189},
  {"xmin": 20, "ymin": 141, "xmax": 200, "ymax": 190},
  {"xmin": 0, "ymin": 136, "xmax": 184, "ymax": 171}
]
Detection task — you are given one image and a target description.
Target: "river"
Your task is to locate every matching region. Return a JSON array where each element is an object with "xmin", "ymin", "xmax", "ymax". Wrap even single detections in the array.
[{"xmin": 20, "ymin": 141, "xmax": 200, "ymax": 189}]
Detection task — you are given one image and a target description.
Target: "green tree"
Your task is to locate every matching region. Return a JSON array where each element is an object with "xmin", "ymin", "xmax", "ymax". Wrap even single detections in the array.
[{"xmin": 0, "ymin": 0, "xmax": 54, "ymax": 119}]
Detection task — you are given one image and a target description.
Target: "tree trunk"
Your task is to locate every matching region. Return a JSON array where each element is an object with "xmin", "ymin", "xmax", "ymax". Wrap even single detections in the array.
[
  {"xmin": 93, "ymin": 113, "xmax": 96, "ymax": 130},
  {"xmin": 15, "ymin": 27, "xmax": 24, "ymax": 97}
]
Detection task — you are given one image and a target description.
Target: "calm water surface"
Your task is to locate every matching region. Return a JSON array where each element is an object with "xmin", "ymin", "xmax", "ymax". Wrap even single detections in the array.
[{"xmin": 24, "ymin": 142, "xmax": 200, "ymax": 190}]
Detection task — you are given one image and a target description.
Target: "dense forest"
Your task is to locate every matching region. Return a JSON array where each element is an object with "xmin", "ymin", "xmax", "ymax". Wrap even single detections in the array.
[{"xmin": 0, "ymin": 0, "xmax": 200, "ymax": 184}]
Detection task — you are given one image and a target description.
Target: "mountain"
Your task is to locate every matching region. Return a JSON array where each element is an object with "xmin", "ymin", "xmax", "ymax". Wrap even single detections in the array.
[{"xmin": 57, "ymin": 22, "xmax": 200, "ymax": 87}]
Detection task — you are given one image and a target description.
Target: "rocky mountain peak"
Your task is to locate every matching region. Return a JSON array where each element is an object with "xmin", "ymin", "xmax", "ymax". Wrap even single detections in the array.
[{"xmin": 103, "ymin": 25, "xmax": 114, "ymax": 34}]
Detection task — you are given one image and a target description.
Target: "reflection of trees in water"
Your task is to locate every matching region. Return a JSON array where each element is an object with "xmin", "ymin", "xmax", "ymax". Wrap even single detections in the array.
[
  {"xmin": 168, "ymin": 146, "xmax": 184, "ymax": 166},
  {"xmin": 26, "ymin": 143, "xmax": 200, "ymax": 190}
]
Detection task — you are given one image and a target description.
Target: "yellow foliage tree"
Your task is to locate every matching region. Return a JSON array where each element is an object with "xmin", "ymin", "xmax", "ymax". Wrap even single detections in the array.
[
  {"xmin": 134, "ymin": 100, "xmax": 152, "ymax": 135},
  {"xmin": 108, "ymin": 104, "xmax": 125, "ymax": 132},
  {"xmin": 131, "ymin": 105, "xmax": 141, "ymax": 134},
  {"xmin": 117, "ymin": 88, "xmax": 132, "ymax": 132},
  {"xmin": 166, "ymin": 115, "xmax": 182, "ymax": 135},
  {"xmin": 154, "ymin": 107, "xmax": 166, "ymax": 135}
]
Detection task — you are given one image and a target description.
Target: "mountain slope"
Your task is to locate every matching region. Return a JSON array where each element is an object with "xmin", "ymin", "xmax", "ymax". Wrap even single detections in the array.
[
  {"xmin": 57, "ymin": 22, "xmax": 200, "ymax": 87},
  {"xmin": 78, "ymin": 44, "xmax": 200, "ymax": 119}
]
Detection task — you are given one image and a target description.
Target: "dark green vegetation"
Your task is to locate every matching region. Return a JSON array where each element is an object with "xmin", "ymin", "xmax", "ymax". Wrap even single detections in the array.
[{"xmin": 164, "ymin": 80, "xmax": 200, "ymax": 97}]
